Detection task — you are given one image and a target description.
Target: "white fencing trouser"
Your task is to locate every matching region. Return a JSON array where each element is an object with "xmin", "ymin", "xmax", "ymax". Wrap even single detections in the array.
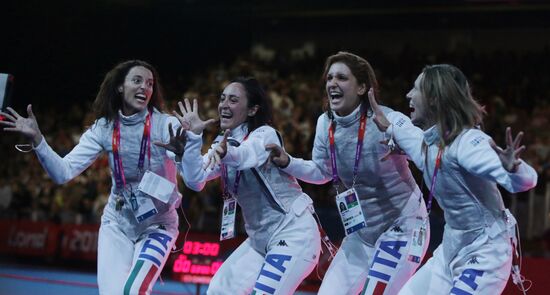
[
  {"xmin": 207, "ymin": 211, "xmax": 321, "ymax": 295},
  {"xmin": 318, "ymin": 200, "xmax": 430, "ymax": 295},
  {"xmin": 398, "ymin": 230, "xmax": 513, "ymax": 295},
  {"xmin": 97, "ymin": 221, "xmax": 178, "ymax": 295}
]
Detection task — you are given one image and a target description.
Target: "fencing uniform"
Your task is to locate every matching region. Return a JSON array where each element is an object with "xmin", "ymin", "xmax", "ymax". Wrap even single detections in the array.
[
  {"xmin": 181, "ymin": 123, "xmax": 321, "ymax": 295},
  {"xmin": 34, "ymin": 108, "xmax": 181, "ymax": 295},
  {"xmin": 385, "ymin": 112, "xmax": 538, "ymax": 295},
  {"xmin": 282, "ymin": 105, "xmax": 429, "ymax": 295}
]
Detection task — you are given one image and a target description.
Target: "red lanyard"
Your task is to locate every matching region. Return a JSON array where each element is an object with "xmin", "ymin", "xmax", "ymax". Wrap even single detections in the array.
[
  {"xmin": 112, "ymin": 109, "xmax": 152, "ymax": 191},
  {"xmin": 328, "ymin": 112, "xmax": 367, "ymax": 188},
  {"xmin": 426, "ymin": 147, "xmax": 443, "ymax": 214},
  {"xmin": 220, "ymin": 133, "xmax": 249, "ymax": 198}
]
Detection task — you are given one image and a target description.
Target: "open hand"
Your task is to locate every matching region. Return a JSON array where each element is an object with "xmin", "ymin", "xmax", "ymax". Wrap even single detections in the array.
[
  {"xmin": 368, "ymin": 88, "xmax": 391, "ymax": 132},
  {"xmin": 489, "ymin": 127, "xmax": 525, "ymax": 173},
  {"xmin": 173, "ymin": 98, "xmax": 216, "ymax": 135},
  {"xmin": 154, "ymin": 122, "xmax": 186, "ymax": 161},
  {"xmin": 0, "ymin": 105, "xmax": 43, "ymax": 146}
]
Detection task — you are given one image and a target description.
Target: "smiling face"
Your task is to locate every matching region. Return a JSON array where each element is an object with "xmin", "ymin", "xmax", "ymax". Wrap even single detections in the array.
[
  {"xmin": 119, "ymin": 66, "xmax": 154, "ymax": 116},
  {"xmin": 325, "ymin": 62, "xmax": 366, "ymax": 116},
  {"xmin": 406, "ymin": 73, "xmax": 429, "ymax": 128},
  {"xmin": 218, "ymin": 82, "xmax": 257, "ymax": 130}
]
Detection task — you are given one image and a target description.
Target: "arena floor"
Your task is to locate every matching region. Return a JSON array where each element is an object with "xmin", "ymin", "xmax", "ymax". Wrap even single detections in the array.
[{"xmin": 0, "ymin": 263, "xmax": 316, "ymax": 295}]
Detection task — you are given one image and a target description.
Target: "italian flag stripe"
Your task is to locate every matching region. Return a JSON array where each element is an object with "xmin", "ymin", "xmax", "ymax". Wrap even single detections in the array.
[{"xmin": 124, "ymin": 260, "xmax": 144, "ymax": 295}]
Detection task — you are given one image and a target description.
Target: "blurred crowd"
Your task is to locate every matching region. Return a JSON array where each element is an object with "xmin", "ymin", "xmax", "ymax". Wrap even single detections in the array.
[{"xmin": 1, "ymin": 44, "xmax": 549, "ymax": 251}]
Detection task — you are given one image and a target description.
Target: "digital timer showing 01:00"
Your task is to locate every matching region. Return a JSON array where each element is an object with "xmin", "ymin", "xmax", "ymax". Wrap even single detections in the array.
[{"xmin": 182, "ymin": 241, "xmax": 220, "ymax": 257}]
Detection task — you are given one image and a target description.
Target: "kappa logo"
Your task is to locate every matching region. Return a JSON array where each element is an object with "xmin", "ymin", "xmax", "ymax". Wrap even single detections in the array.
[
  {"xmin": 467, "ymin": 256, "xmax": 479, "ymax": 264},
  {"xmin": 277, "ymin": 240, "xmax": 288, "ymax": 247},
  {"xmin": 391, "ymin": 225, "xmax": 403, "ymax": 233}
]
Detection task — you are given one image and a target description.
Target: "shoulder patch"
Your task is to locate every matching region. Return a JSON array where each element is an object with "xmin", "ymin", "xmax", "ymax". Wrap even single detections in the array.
[
  {"xmin": 395, "ymin": 118, "xmax": 406, "ymax": 127},
  {"xmin": 469, "ymin": 135, "xmax": 485, "ymax": 147},
  {"xmin": 252, "ymin": 125, "xmax": 277, "ymax": 137}
]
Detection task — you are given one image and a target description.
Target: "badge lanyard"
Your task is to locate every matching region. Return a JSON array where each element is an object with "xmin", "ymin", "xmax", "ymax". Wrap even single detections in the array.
[
  {"xmin": 408, "ymin": 146, "xmax": 443, "ymax": 263},
  {"xmin": 329, "ymin": 111, "xmax": 368, "ymax": 236},
  {"xmin": 220, "ymin": 133, "xmax": 249, "ymax": 199},
  {"xmin": 328, "ymin": 111, "xmax": 367, "ymax": 193},
  {"xmin": 426, "ymin": 147, "xmax": 443, "ymax": 215},
  {"xmin": 219, "ymin": 133, "xmax": 248, "ymax": 241},
  {"xmin": 112, "ymin": 109, "xmax": 152, "ymax": 193}
]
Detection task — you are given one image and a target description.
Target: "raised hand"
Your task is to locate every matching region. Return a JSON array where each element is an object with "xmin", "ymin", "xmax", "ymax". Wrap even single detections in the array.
[
  {"xmin": 205, "ymin": 130, "xmax": 229, "ymax": 170},
  {"xmin": 173, "ymin": 98, "xmax": 216, "ymax": 135},
  {"xmin": 0, "ymin": 105, "xmax": 43, "ymax": 146},
  {"xmin": 489, "ymin": 127, "xmax": 526, "ymax": 173},
  {"xmin": 367, "ymin": 87, "xmax": 402, "ymax": 161},
  {"xmin": 265, "ymin": 143, "xmax": 290, "ymax": 168},
  {"xmin": 153, "ymin": 122, "xmax": 186, "ymax": 161},
  {"xmin": 368, "ymin": 88, "xmax": 390, "ymax": 132}
]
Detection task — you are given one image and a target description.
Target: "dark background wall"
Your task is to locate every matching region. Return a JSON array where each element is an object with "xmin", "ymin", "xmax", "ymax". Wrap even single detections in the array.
[{"xmin": 1, "ymin": 0, "xmax": 549, "ymax": 108}]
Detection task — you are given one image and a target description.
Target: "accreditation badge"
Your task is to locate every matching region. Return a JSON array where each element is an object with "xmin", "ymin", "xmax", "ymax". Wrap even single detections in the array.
[
  {"xmin": 335, "ymin": 188, "xmax": 366, "ymax": 235},
  {"xmin": 138, "ymin": 170, "xmax": 175, "ymax": 203},
  {"xmin": 220, "ymin": 197, "xmax": 237, "ymax": 241},
  {"xmin": 408, "ymin": 217, "xmax": 427, "ymax": 263},
  {"xmin": 131, "ymin": 190, "xmax": 158, "ymax": 223}
]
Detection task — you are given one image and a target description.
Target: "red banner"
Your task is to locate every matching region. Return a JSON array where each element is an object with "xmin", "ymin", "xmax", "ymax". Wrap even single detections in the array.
[
  {"xmin": 60, "ymin": 224, "xmax": 100, "ymax": 261},
  {"xmin": 0, "ymin": 220, "xmax": 59, "ymax": 256}
]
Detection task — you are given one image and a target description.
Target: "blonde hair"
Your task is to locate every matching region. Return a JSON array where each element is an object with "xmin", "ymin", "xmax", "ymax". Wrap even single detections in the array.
[{"xmin": 420, "ymin": 64, "xmax": 485, "ymax": 147}]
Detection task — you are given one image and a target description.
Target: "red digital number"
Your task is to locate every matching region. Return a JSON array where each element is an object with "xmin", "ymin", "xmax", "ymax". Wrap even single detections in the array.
[
  {"xmin": 183, "ymin": 241, "xmax": 193, "ymax": 254},
  {"xmin": 181, "ymin": 241, "xmax": 220, "ymax": 257},
  {"xmin": 192, "ymin": 242, "xmax": 201, "ymax": 255},
  {"xmin": 207, "ymin": 242, "xmax": 220, "ymax": 256}
]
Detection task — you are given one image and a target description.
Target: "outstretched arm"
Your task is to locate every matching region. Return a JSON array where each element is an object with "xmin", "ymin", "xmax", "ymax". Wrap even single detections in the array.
[
  {"xmin": 1, "ymin": 105, "xmax": 102, "ymax": 184},
  {"xmin": 206, "ymin": 126, "xmax": 282, "ymax": 171},
  {"xmin": 458, "ymin": 128, "xmax": 537, "ymax": 193},
  {"xmin": 266, "ymin": 116, "xmax": 332, "ymax": 184},
  {"xmin": 0, "ymin": 105, "xmax": 43, "ymax": 146}
]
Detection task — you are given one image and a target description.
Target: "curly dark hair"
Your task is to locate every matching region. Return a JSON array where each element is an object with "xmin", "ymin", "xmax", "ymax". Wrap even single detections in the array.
[{"xmin": 92, "ymin": 60, "xmax": 165, "ymax": 123}]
